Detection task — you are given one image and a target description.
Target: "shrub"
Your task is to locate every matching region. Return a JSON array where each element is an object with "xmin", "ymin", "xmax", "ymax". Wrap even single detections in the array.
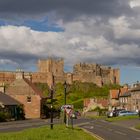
[{"xmin": 0, "ymin": 112, "xmax": 11, "ymax": 122}]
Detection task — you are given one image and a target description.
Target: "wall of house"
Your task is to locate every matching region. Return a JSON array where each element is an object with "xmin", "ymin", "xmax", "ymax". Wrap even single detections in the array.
[
  {"xmin": 131, "ymin": 91, "xmax": 140, "ymax": 111},
  {"xmin": 10, "ymin": 95, "xmax": 41, "ymax": 118},
  {"xmin": 6, "ymin": 78, "xmax": 42, "ymax": 119}
]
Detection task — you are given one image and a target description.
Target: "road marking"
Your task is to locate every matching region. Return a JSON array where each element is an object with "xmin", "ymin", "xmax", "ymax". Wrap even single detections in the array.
[
  {"xmin": 114, "ymin": 130, "xmax": 127, "ymax": 136},
  {"xmin": 90, "ymin": 126, "xmax": 94, "ymax": 129},
  {"xmin": 81, "ymin": 128, "xmax": 104, "ymax": 140},
  {"xmin": 107, "ymin": 128, "xmax": 113, "ymax": 131},
  {"xmin": 94, "ymin": 124, "xmax": 103, "ymax": 128}
]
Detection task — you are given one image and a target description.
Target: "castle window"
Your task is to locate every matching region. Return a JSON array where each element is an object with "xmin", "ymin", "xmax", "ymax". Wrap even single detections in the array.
[{"xmin": 27, "ymin": 96, "xmax": 31, "ymax": 103}]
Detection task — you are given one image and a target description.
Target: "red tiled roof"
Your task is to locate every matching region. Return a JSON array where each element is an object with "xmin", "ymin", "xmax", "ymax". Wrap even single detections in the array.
[
  {"xmin": 119, "ymin": 87, "xmax": 128, "ymax": 96},
  {"xmin": 110, "ymin": 89, "xmax": 119, "ymax": 99}
]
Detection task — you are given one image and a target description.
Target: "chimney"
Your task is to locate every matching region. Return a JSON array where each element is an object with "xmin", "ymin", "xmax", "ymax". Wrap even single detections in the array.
[
  {"xmin": 0, "ymin": 82, "xmax": 5, "ymax": 93},
  {"xmin": 16, "ymin": 69, "xmax": 24, "ymax": 79}
]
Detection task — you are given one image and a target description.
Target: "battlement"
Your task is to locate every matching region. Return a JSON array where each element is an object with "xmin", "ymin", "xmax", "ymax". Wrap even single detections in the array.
[{"xmin": 0, "ymin": 59, "xmax": 120, "ymax": 87}]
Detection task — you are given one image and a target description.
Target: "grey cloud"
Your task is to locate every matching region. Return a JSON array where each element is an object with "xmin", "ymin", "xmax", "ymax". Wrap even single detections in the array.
[{"xmin": 0, "ymin": 0, "xmax": 132, "ymax": 21}]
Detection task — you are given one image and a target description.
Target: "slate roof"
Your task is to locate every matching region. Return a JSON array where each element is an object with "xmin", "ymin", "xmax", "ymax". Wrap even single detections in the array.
[{"xmin": 0, "ymin": 92, "xmax": 21, "ymax": 106}]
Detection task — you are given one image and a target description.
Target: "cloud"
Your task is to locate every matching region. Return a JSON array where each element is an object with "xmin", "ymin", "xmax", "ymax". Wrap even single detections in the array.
[
  {"xmin": 0, "ymin": 23, "xmax": 140, "ymax": 71},
  {"xmin": 0, "ymin": 0, "xmax": 132, "ymax": 22},
  {"xmin": 0, "ymin": 0, "xmax": 140, "ymax": 72}
]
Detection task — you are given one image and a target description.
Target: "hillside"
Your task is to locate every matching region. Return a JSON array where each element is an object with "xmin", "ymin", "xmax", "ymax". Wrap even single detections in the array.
[{"xmin": 35, "ymin": 82, "xmax": 120, "ymax": 109}]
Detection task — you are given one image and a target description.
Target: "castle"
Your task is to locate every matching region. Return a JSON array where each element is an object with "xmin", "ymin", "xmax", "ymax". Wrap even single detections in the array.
[{"xmin": 0, "ymin": 58, "xmax": 120, "ymax": 87}]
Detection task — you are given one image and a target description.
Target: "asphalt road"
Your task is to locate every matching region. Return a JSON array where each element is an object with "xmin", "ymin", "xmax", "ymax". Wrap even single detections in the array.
[
  {"xmin": 79, "ymin": 119, "xmax": 140, "ymax": 140},
  {"xmin": 0, "ymin": 118, "xmax": 140, "ymax": 140}
]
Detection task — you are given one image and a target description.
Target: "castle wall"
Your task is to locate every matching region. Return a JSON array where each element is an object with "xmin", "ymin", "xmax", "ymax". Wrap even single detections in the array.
[
  {"xmin": 73, "ymin": 63, "xmax": 120, "ymax": 86},
  {"xmin": 0, "ymin": 59, "xmax": 120, "ymax": 87},
  {"xmin": 0, "ymin": 71, "xmax": 15, "ymax": 84}
]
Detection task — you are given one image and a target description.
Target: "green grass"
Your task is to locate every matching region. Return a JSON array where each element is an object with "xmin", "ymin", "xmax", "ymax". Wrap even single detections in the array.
[
  {"xmin": 135, "ymin": 123, "xmax": 140, "ymax": 130},
  {"xmin": 0, "ymin": 125, "xmax": 97, "ymax": 140},
  {"xmin": 34, "ymin": 82, "xmax": 120, "ymax": 109},
  {"xmin": 106, "ymin": 115, "xmax": 139, "ymax": 122}
]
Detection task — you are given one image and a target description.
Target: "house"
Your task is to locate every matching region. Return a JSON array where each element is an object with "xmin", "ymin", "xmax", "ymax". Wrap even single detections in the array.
[
  {"xmin": 110, "ymin": 85, "xmax": 140, "ymax": 111},
  {"xmin": 130, "ymin": 85, "xmax": 140, "ymax": 111},
  {"xmin": 0, "ymin": 92, "xmax": 22, "ymax": 120},
  {"xmin": 109, "ymin": 89, "xmax": 119, "ymax": 109},
  {"xmin": 109, "ymin": 86, "xmax": 128, "ymax": 110},
  {"xmin": 119, "ymin": 91, "xmax": 131, "ymax": 110},
  {"xmin": 83, "ymin": 98, "xmax": 108, "ymax": 112},
  {"xmin": 6, "ymin": 71, "xmax": 47, "ymax": 119}
]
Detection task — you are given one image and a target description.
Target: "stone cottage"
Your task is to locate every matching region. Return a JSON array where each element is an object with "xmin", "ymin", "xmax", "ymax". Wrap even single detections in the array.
[{"xmin": 6, "ymin": 71, "xmax": 47, "ymax": 119}]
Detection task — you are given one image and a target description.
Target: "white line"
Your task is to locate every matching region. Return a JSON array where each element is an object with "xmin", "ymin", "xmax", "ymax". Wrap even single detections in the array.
[{"xmin": 114, "ymin": 131, "xmax": 127, "ymax": 136}]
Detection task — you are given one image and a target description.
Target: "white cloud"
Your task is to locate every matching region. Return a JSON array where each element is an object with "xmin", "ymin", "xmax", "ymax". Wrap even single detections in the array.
[
  {"xmin": 109, "ymin": 16, "xmax": 140, "ymax": 39},
  {"xmin": 1, "ymin": 11, "xmax": 140, "ymax": 71},
  {"xmin": 130, "ymin": 0, "xmax": 140, "ymax": 8}
]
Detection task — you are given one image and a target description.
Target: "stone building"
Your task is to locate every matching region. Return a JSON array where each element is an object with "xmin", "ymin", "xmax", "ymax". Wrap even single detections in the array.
[
  {"xmin": 109, "ymin": 85, "xmax": 140, "ymax": 111},
  {"xmin": 0, "ymin": 58, "xmax": 120, "ymax": 87},
  {"xmin": 6, "ymin": 71, "xmax": 46, "ymax": 119},
  {"xmin": 130, "ymin": 86, "xmax": 140, "ymax": 111},
  {"xmin": 73, "ymin": 63, "xmax": 120, "ymax": 86}
]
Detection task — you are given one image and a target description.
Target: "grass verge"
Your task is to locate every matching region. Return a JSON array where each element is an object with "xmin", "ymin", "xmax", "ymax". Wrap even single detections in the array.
[
  {"xmin": 135, "ymin": 123, "xmax": 140, "ymax": 130},
  {"xmin": 106, "ymin": 115, "xmax": 139, "ymax": 122},
  {"xmin": 0, "ymin": 125, "xmax": 97, "ymax": 140}
]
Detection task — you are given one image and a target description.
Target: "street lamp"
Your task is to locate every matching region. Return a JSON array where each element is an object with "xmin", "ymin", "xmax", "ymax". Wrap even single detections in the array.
[
  {"xmin": 64, "ymin": 81, "xmax": 67, "ymax": 124},
  {"xmin": 50, "ymin": 86, "xmax": 54, "ymax": 129},
  {"xmin": 50, "ymin": 74, "xmax": 54, "ymax": 130}
]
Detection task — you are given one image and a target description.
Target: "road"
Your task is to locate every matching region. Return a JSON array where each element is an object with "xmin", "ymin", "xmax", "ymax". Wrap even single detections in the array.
[
  {"xmin": 78, "ymin": 119, "xmax": 140, "ymax": 140},
  {"xmin": 0, "ymin": 118, "xmax": 140, "ymax": 140}
]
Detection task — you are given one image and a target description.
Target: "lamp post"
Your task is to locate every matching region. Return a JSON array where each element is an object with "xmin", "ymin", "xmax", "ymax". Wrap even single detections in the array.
[
  {"xmin": 50, "ymin": 86, "xmax": 54, "ymax": 129},
  {"xmin": 50, "ymin": 74, "xmax": 54, "ymax": 130},
  {"xmin": 64, "ymin": 81, "xmax": 67, "ymax": 124}
]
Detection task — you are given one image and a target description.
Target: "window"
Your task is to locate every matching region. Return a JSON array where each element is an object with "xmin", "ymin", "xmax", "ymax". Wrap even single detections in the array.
[{"xmin": 27, "ymin": 96, "xmax": 31, "ymax": 103}]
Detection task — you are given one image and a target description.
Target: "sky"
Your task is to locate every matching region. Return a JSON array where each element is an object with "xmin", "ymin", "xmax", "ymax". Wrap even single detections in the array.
[{"xmin": 0, "ymin": 0, "xmax": 140, "ymax": 84}]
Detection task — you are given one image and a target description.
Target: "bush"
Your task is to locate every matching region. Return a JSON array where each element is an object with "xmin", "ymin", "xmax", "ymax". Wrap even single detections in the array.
[
  {"xmin": 72, "ymin": 99, "xmax": 83, "ymax": 109},
  {"xmin": 0, "ymin": 112, "xmax": 11, "ymax": 122}
]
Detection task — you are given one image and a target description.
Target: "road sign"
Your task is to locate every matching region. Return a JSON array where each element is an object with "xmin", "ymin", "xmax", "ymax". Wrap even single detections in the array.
[
  {"xmin": 61, "ymin": 104, "xmax": 73, "ymax": 111},
  {"xmin": 65, "ymin": 108, "xmax": 73, "ymax": 116}
]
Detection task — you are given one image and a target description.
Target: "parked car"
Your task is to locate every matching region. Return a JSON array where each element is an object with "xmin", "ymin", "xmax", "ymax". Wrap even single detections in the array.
[
  {"xmin": 118, "ymin": 110, "xmax": 138, "ymax": 116},
  {"xmin": 107, "ymin": 109, "xmax": 125, "ymax": 118},
  {"xmin": 107, "ymin": 111, "xmax": 113, "ymax": 118}
]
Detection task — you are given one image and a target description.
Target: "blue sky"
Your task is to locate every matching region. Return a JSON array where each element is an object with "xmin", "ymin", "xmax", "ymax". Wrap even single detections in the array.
[{"xmin": 0, "ymin": 0, "xmax": 140, "ymax": 85}]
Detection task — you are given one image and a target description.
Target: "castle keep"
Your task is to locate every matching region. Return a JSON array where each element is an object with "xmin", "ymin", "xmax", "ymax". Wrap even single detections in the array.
[{"xmin": 0, "ymin": 58, "xmax": 120, "ymax": 87}]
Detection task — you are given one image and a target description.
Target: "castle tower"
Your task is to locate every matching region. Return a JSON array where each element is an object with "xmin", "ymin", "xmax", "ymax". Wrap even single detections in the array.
[{"xmin": 37, "ymin": 58, "xmax": 64, "ymax": 77}]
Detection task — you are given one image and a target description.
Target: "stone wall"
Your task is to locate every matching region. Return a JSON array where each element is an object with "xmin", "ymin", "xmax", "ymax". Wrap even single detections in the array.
[
  {"xmin": 73, "ymin": 63, "xmax": 120, "ymax": 86},
  {"xmin": 0, "ymin": 59, "xmax": 120, "ymax": 87}
]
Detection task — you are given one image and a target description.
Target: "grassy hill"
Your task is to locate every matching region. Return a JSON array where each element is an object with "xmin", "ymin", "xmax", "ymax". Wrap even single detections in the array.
[{"xmin": 35, "ymin": 82, "xmax": 120, "ymax": 109}]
